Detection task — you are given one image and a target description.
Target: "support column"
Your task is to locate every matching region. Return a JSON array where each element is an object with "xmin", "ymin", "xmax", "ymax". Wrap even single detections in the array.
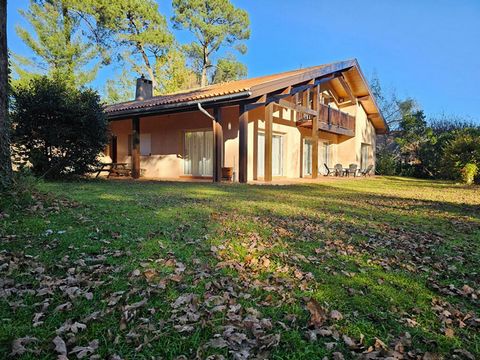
[
  {"xmin": 213, "ymin": 107, "xmax": 223, "ymax": 183},
  {"xmin": 131, "ymin": 117, "xmax": 140, "ymax": 179},
  {"xmin": 239, "ymin": 103, "xmax": 248, "ymax": 183},
  {"xmin": 264, "ymin": 102, "xmax": 273, "ymax": 182},
  {"xmin": 312, "ymin": 86, "xmax": 319, "ymax": 178}
]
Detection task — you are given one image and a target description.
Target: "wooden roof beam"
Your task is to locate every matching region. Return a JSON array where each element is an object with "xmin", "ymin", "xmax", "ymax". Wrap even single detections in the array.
[{"xmin": 337, "ymin": 74, "xmax": 356, "ymax": 104}]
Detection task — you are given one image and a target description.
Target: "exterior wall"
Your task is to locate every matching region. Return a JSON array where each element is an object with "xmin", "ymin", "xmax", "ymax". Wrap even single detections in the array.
[
  {"xmin": 108, "ymin": 101, "xmax": 377, "ymax": 181},
  {"xmin": 335, "ymin": 102, "xmax": 376, "ymax": 170},
  {"xmin": 109, "ymin": 108, "xmax": 240, "ymax": 179}
]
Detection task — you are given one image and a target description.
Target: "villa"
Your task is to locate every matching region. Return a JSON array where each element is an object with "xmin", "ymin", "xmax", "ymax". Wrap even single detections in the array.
[{"xmin": 103, "ymin": 59, "xmax": 387, "ymax": 182}]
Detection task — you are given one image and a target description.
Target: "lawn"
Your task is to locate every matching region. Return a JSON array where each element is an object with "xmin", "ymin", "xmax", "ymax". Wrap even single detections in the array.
[{"xmin": 0, "ymin": 177, "xmax": 478, "ymax": 360}]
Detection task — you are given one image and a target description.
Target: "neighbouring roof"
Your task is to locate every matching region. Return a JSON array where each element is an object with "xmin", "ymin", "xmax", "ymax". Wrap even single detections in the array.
[{"xmin": 105, "ymin": 59, "xmax": 387, "ymax": 133}]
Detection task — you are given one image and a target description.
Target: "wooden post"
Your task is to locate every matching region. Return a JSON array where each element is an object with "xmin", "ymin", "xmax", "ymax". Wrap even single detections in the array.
[
  {"xmin": 239, "ymin": 103, "xmax": 248, "ymax": 183},
  {"xmin": 213, "ymin": 107, "xmax": 223, "ymax": 182},
  {"xmin": 131, "ymin": 117, "xmax": 140, "ymax": 179},
  {"xmin": 264, "ymin": 102, "xmax": 273, "ymax": 182},
  {"xmin": 311, "ymin": 86, "xmax": 319, "ymax": 178}
]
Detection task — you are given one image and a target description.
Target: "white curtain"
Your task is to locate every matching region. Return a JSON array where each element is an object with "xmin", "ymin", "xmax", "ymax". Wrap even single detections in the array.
[
  {"xmin": 303, "ymin": 139, "xmax": 312, "ymax": 176},
  {"xmin": 184, "ymin": 130, "xmax": 213, "ymax": 176},
  {"xmin": 257, "ymin": 133, "xmax": 265, "ymax": 178},
  {"xmin": 318, "ymin": 142, "xmax": 329, "ymax": 174},
  {"xmin": 272, "ymin": 135, "xmax": 283, "ymax": 176}
]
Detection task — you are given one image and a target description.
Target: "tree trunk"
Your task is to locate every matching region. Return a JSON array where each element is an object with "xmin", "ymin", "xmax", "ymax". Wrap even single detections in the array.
[
  {"xmin": 0, "ymin": 0, "xmax": 12, "ymax": 190},
  {"xmin": 138, "ymin": 45, "xmax": 158, "ymax": 92},
  {"xmin": 200, "ymin": 50, "xmax": 208, "ymax": 87}
]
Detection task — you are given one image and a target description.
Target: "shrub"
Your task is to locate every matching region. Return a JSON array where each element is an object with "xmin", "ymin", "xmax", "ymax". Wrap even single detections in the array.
[
  {"xmin": 460, "ymin": 163, "xmax": 478, "ymax": 185},
  {"xmin": 375, "ymin": 150, "xmax": 398, "ymax": 175},
  {"xmin": 11, "ymin": 76, "xmax": 108, "ymax": 179}
]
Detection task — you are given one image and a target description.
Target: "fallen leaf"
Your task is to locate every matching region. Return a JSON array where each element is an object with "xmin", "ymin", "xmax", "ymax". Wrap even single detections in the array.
[
  {"xmin": 53, "ymin": 336, "xmax": 67, "ymax": 355},
  {"xmin": 306, "ymin": 299, "xmax": 327, "ymax": 328}
]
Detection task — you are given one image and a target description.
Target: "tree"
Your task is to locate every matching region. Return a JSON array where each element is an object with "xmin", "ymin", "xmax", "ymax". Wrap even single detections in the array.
[
  {"xmin": 0, "ymin": 0, "xmax": 12, "ymax": 189},
  {"xmin": 87, "ymin": 0, "xmax": 192, "ymax": 94},
  {"xmin": 172, "ymin": 0, "xmax": 250, "ymax": 87},
  {"xmin": 212, "ymin": 55, "xmax": 247, "ymax": 84},
  {"xmin": 13, "ymin": 0, "xmax": 101, "ymax": 88},
  {"xmin": 11, "ymin": 76, "xmax": 108, "ymax": 179},
  {"xmin": 104, "ymin": 68, "xmax": 135, "ymax": 104}
]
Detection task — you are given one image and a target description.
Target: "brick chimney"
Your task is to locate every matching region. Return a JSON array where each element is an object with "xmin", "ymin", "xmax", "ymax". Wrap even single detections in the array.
[{"xmin": 135, "ymin": 75, "xmax": 153, "ymax": 101}]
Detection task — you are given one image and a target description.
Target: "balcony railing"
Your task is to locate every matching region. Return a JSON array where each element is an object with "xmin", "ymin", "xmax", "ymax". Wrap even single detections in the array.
[{"xmin": 318, "ymin": 103, "xmax": 355, "ymax": 136}]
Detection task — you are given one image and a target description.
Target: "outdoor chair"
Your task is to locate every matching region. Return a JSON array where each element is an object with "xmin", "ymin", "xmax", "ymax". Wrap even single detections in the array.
[
  {"xmin": 334, "ymin": 164, "xmax": 343, "ymax": 176},
  {"xmin": 360, "ymin": 164, "xmax": 374, "ymax": 176},
  {"xmin": 345, "ymin": 163, "xmax": 358, "ymax": 177},
  {"xmin": 324, "ymin": 163, "xmax": 335, "ymax": 176}
]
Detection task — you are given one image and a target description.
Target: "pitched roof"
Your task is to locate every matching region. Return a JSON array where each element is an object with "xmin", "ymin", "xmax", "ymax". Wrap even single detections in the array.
[{"xmin": 104, "ymin": 59, "xmax": 387, "ymax": 132}]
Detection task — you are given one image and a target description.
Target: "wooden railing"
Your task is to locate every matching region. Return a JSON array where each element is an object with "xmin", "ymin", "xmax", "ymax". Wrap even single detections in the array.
[{"xmin": 318, "ymin": 103, "xmax": 355, "ymax": 135}]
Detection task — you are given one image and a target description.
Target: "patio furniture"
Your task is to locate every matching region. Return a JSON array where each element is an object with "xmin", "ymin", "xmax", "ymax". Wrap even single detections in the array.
[
  {"xmin": 360, "ymin": 164, "xmax": 374, "ymax": 177},
  {"xmin": 334, "ymin": 164, "xmax": 343, "ymax": 176},
  {"xmin": 324, "ymin": 163, "xmax": 335, "ymax": 176},
  {"xmin": 108, "ymin": 163, "xmax": 131, "ymax": 178},
  {"xmin": 345, "ymin": 164, "xmax": 358, "ymax": 177},
  {"xmin": 95, "ymin": 162, "xmax": 113, "ymax": 178}
]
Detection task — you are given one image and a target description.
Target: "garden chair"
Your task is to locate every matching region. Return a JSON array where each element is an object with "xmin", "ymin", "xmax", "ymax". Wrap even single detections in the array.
[
  {"xmin": 345, "ymin": 163, "xmax": 358, "ymax": 177},
  {"xmin": 324, "ymin": 163, "xmax": 335, "ymax": 176},
  {"xmin": 334, "ymin": 164, "xmax": 343, "ymax": 176},
  {"xmin": 360, "ymin": 164, "xmax": 374, "ymax": 177}
]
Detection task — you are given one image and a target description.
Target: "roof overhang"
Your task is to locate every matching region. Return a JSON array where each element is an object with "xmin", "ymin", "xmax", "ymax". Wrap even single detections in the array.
[{"xmin": 104, "ymin": 59, "xmax": 388, "ymax": 133}]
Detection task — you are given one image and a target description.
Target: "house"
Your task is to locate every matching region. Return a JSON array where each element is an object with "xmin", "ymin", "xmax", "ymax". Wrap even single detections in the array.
[{"xmin": 104, "ymin": 59, "xmax": 387, "ymax": 182}]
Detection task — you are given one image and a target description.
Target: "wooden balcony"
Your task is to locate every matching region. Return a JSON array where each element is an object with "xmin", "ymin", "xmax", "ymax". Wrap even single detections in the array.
[
  {"xmin": 296, "ymin": 103, "xmax": 355, "ymax": 137},
  {"xmin": 317, "ymin": 103, "xmax": 355, "ymax": 136}
]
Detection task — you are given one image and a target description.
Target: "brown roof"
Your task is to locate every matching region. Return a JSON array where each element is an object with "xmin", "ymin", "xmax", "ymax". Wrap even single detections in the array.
[{"xmin": 104, "ymin": 59, "xmax": 387, "ymax": 132}]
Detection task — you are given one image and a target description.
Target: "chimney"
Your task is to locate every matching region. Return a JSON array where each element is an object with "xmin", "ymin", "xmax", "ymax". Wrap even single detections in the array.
[{"xmin": 135, "ymin": 75, "xmax": 153, "ymax": 101}]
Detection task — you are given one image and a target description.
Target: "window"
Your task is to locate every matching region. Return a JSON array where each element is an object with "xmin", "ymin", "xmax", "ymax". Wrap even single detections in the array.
[
  {"xmin": 258, "ymin": 133, "xmax": 284, "ymax": 177},
  {"xmin": 319, "ymin": 141, "xmax": 330, "ymax": 175},
  {"xmin": 184, "ymin": 130, "xmax": 213, "ymax": 176},
  {"xmin": 361, "ymin": 143, "xmax": 370, "ymax": 169},
  {"xmin": 128, "ymin": 133, "xmax": 151, "ymax": 156},
  {"xmin": 303, "ymin": 139, "xmax": 313, "ymax": 176}
]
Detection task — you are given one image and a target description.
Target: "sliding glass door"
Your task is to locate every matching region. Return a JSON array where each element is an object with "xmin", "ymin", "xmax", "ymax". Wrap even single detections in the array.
[
  {"xmin": 303, "ymin": 139, "xmax": 313, "ymax": 176},
  {"xmin": 258, "ymin": 133, "xmax": 283, "ymax": 178},
  {"xmin": 319, "ymin": 141, "xmax": 330, "ymax": 175},
  {"xmin": 184, "ymin": 130, "xmax": 213, "ymax": 176}
]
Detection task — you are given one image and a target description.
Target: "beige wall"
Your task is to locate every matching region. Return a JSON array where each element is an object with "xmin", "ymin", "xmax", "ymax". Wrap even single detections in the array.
[
  {"xmin": 108, "ymin": 100, "xmax": 377, "ymax": 181},
  {"xmin": 335, "ymin": 102, "xmax": 376, "ymax": 170}
]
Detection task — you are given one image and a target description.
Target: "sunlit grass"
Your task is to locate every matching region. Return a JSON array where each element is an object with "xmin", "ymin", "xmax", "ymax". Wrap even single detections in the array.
[{"xmin": 0, "ymin": 177, "xmax": 478, "ymax": 359}]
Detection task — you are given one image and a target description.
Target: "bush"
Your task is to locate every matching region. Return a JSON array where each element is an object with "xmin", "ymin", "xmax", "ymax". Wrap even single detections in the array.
[
  {"xmin": 11, "ymin": 76, "xmax": 108, "ymax": 179},
  {"xmin": 460, "ymin": 163, "xmax": 478, "ymax": 185},
  {"xmin": 375, "ymin": 150, "xmax": 398, "ymax": 175}
]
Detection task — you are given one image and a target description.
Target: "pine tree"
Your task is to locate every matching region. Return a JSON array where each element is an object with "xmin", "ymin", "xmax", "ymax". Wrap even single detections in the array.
[
  {"xmin": 13, "ymin": 0, "xmax": 100, "ymax": 88},
  {"xmin": 172, "ymin": 0, "xmax": 250, "ymax": 87}
]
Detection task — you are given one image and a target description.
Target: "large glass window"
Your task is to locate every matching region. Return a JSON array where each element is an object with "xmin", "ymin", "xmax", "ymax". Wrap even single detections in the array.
[
  {"xmin": 184, "ymin": 130, "xmax": 213, "ymax": 176},
  {"xmin": 303, "ymin": 139, "xmax": 313, "ymax": 176},
  {"xmin": 361, "ymin": 143, "xmax": 370, "ymax": 169},
  {"xmin": 258, "ymin": 133, "xmax": 284, "ymax": 177}
]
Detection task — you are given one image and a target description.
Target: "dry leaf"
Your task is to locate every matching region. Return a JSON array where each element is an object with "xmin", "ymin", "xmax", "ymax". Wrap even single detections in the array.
[
  {"xmin": 306, "ymin": 299, "xmax": 327, "ymax": 328},
  {"xmin": 53, "ymin": 336, "xmax": 67, "ymax": 355}
]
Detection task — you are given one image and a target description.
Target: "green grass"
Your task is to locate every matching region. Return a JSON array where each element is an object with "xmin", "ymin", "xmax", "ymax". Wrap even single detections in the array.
[{"xmin": 0, "ymin": 177, "xmax": 479, "ymax": 359}]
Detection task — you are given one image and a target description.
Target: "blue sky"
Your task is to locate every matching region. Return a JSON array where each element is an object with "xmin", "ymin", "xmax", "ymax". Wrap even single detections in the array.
[{"xmin": 7, "ymin": 0, "xmax": 480, "ymax": 122}]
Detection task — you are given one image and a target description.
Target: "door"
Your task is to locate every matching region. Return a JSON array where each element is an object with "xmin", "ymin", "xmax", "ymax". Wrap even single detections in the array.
[
  {"xmin": 361, "ymin": 143, "xmax": 369, "ymax": 169},
  {"xmin": 258, "ymin": 133, "xmax": 283, "ymax": 177},
  {"xmin": 272, "ymin": 134, "xmax": 283, "ymax": 176},
  {"xmin": 319, "ymin": 141, "xmax": 329, "ymax": 175},
  {"xmin": 303, "ymin": 139, "xmax": 313, "ymax": 176},
  {"xmin": 184, "ymin": 130, "xmax": 213, "ymax": 176},
  {"xmin": 110, "ymin": 136, "xmax": 117, "ymax": 163}
]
